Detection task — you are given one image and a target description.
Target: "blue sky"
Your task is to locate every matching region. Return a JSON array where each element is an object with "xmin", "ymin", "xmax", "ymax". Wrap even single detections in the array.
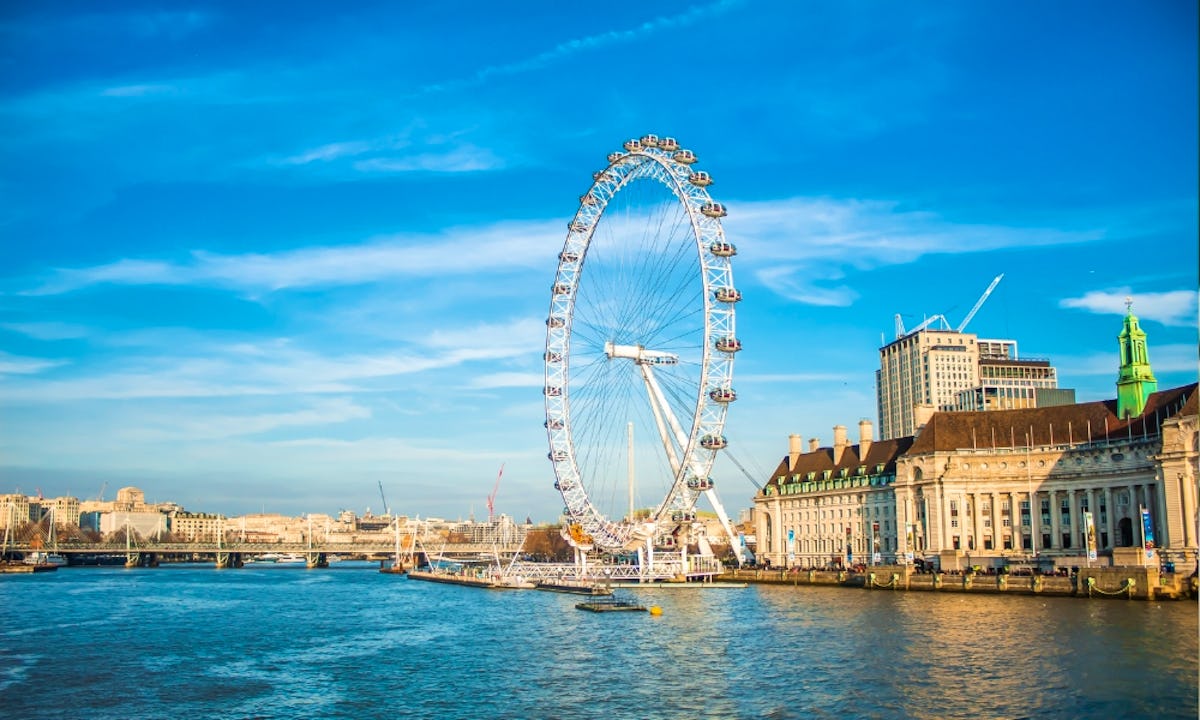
[{"xmin": 1, "ymin": 1, "xmax": 1196, "ymax": 522}]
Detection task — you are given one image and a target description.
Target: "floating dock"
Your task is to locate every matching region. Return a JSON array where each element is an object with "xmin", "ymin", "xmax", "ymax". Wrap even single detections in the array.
[{"xmin": 575, "ymin": 595, "xmax": 647, "ymax": 613}]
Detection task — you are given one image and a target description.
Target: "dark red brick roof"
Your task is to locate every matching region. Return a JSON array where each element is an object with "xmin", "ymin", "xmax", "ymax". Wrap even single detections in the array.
[
  {"xmin": 908, "ymin": 383, "xmax": 1197, "ymax": 454},
  {"xmin": 765, "ymin": 436, "xmax": 914, "ymax": 489}
]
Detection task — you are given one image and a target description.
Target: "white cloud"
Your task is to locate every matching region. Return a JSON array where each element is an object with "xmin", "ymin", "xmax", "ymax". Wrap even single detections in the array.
[
  {"xmin": 1059, "ymin": 288, "xmax": 1198, "ymax": 327},
  {"xmin": 418, "ymin": 0, "xmax": 743, "ymax": 94},
  {"xmin": 25, "ymin": 219, "xmax": 561, "ymax": 295},
  {"xmin": 100, "ymin": 84, "xmax": 178, "ymax": 97},
  {"xmin": 733, "ymin": 197, "xmax": 1103, "ymax": 307},
  {"xmin": 353, "ymin": 145, "xmax": 503, "ymax": 174},
  {"xmin": 279, "ymin": 140, "xmax": 375, "ymax": 165},
  {"xmin": 0, "ymin": 352, "xmax": 67, "ymax": 375},
  {"xmin": 1, "ymin": 322, "xmax": 89, "ymax": 340},
  {"xmin": 129, "ymin": 398, "xmax": 372, "ymax": 441}
]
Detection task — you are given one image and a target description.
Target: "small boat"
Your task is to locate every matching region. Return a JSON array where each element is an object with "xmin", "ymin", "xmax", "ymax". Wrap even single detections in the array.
[
  {"xmin": 276, "ymin": 554, "xmax": 306, "ymax": 564},
  {"xmin": 575, "ymin": 595, "xmax": 647, "ymax": 613},
  {"xmin": 255, "ymin": 553, "xmax": 281, "ymax": 563},
  {"xmin": 23, "ymin": 552, "xmax": 67, "ymax": 567},
  {"xmin": 536, "ymin": 579, "xmax": 613, "ymax": 596}
]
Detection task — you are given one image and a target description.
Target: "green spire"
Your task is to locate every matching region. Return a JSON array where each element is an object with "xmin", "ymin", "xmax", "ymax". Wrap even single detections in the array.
[{"xmin": 1116, "ymin": 297, "xmax": 1157, "ymax": 419}]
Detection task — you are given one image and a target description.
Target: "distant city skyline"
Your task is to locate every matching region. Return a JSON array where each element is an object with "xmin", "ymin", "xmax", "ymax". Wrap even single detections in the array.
[{"xmin": 1, "ymin": 2, "xmax": 1196, "ymax": 522}]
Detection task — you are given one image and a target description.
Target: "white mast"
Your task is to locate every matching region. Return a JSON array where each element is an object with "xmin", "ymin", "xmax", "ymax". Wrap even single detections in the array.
[{"xmin": 627, "ymin": 422, "xmax": 635, "ymax": 522}]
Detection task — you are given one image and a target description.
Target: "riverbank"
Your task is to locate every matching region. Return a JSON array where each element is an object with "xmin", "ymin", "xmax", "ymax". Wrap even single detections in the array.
[{"xmin": 721, "ymin": 564, "xmax": 1198, "ymax": 601}]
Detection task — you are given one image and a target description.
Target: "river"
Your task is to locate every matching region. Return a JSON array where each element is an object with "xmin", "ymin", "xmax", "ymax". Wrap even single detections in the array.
[{"xmin": 1, "ymin": 564, "xmax": 1195, "ymax": 719}]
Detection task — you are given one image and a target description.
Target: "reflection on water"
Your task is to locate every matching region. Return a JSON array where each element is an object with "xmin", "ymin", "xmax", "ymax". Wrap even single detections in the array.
[{"xmin": 0, "ymin": 566, "xmax": 1194, "ymax": 719}]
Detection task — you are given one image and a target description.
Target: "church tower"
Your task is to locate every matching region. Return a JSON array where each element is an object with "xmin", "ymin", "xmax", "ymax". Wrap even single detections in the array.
[{"xmin": 1116, "ymin": 298, "xmax": 1157, "ymax": 419}]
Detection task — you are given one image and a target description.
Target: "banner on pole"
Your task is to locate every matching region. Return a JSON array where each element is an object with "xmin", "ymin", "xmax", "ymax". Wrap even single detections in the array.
[
  {"xmin": 1141, "ymin": 506, "xmax": 1155, "ymax": 558},
  {"xmin": 1083, "ymin": 511, "xmax": 1097, "ymax": 561}
]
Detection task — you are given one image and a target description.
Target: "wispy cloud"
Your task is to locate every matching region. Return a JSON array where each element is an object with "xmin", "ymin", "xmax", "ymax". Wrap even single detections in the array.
[
  {"xmin": 24, "ymin": 220, "xmax": 561, "ymax": 296},
  {"xmin": 278, "ymin": 140, "xmax": 376, "ymax": 165},
  {"xmin": 1059, "ymin": 288, "xmax": 1198, "ymax": 327},
  {"xmin": 100, "ymin": 83, "xmax": 179, "ymax": 97},
  {"xmin": 2, "ymin": 322, "xmax": 89, "ymax": 340},
  {"xmin": 353, "ymin": 145, "xmax": 503, "ymax": 174},
  {"xmin": 130, "ymin": 397, "xmax": 372, "ymax": 441},
  {"xmin": 732, "ymin": 197, "xmax": 1105, "ymax": 306},
  {"xmin": 0, "ymin": 316, "xmax": 542, "ymax": 402},
  {"xmin": 418, "ymin": 0, "xmax": 743, "ymax": 94},
  {"xmin": 0, "ymin": 352, "xmax": 67, "ymax": 376}
]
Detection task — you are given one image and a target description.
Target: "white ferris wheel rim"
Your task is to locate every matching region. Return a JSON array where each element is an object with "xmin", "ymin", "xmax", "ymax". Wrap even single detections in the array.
[{"xmin": 542, "ymin": 136, "xmax": 738, "ymax": 551}]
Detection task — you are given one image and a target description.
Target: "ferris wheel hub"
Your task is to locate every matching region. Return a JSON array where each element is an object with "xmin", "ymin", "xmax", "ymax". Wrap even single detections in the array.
[{"xmin": 604, "ymin": 341, "xmax": 679, "ymax": 365}]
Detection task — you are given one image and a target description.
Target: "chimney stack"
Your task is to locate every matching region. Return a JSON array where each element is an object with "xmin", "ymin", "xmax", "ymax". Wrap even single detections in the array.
[
  {"xmin": 788, "ymin": 434, "xmax": 803, "ymax": 470},
  {"xmin": 859, "ymin": 419, "xmax": 874, "ymax": 460},
  {"xmin": 809, "ymin": 437, "xmax": 820, "ymax": 453},
  {"xmin": 833, "ymin": 425, "xmax": 848, "ymax": 464}
]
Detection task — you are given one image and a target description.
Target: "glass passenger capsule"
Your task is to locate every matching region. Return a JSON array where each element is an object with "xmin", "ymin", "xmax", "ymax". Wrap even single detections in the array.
[
  {"xmin": 715, "ymin": 287, "xmax": 742, "ymax": 303},
  {"xmin": 552, "ymin": 283, "xmax": 572, "ymax": 295},
  {"xmin": 701, "ymin": 202, "xmax": 727, "ymax": 218},
  {"xmin": 708, "ymin": 388, "xmax": 737, "ymax": 403},
  {"xmin": 544, "ymin": 418, "xmax": 564, "ymax": 430},
  {"xmin": 549, "ymin": 450, "xmax": 568, "ymax": 462},
  {"xmin": 546, "ymin": 316, "xmax": 566, "ymax": 328},
  {"xmin": 687, "ymin": 477, "xmax": 715, "ymax": 491},
  {"xmin": 639, "ymin": 134, "xmax": 659, "ymax": 148},
  {"xmin": 673, "ymin": 149, "xmax": 697, "ymax": 164},
  {"xmin": 659, "ymin": 137, "xmax": 679, "ymax": 152},
  {"xmin": 623, "ymin": 138, "xmax": 642, "ymax": 152},
  {"xmin": 688, "ymin": 171, "xmax": 712, "ymax": 187},
  {"xmin": 709, "ymin": 241, "xmax": 738, "ymax": 257},
  {"xmin": 699, "ymin": 434, "xmax": 728, "ymax": 450},
  {"xmin": 544, "ymin": 386, "xmax": 562, "ymax": 397},
  {"xmin": 607, "ymin": 152, "xmax": 623, "ymax": 164},
  {"xmin": 714, "ymin": 337, "xmax": 742, "ymax": 353},
  {"xmin": 559, "ymin": 251, "xmax": 580, "ymax": 263},
  {"xmin": 544, "ymin": 351, "xmax": 563, "ymax": 363}
]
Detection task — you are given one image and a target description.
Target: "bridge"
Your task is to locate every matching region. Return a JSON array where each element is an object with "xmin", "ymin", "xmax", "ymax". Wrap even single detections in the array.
[{"xmin": 5, "ymin": 539, "xmax": 526, "ymax": 569}]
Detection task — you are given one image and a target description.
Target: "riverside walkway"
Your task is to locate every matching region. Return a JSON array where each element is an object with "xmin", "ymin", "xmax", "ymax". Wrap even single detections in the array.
[{"xmin": 721, "ymin": 565, "xmax": 1197, "ymax": 601}]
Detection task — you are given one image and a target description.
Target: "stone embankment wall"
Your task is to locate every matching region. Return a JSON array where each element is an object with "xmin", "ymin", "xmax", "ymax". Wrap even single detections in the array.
[{"xmin": 721, "ymin": 565, "xmax": 1196, "ymax": 601}]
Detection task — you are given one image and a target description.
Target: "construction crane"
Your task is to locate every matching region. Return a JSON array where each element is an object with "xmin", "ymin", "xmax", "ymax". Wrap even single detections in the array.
[
  {"xmin": 486, "ymin": 464, "xmax": 504, "ymax": 522},
  {"xmin": 956, "ymin": 274, "xmax": 1004, "ymax": 332},
  {"xmin": 378, "ymin": 481, "xmax": 390, "ymax": 517}
]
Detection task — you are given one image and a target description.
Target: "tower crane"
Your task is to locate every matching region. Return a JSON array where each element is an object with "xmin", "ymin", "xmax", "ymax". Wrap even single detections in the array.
[
  {"xmin": 378, "ymin": 481, "xmax": 390, "ymax": 517},
  {"xmin": 956, "ymin": 274, "xmax": 1004, "ymax": 332},
  {"xmin": 486, "ymin": 464, "xmax": 504, "ymax": 522}
]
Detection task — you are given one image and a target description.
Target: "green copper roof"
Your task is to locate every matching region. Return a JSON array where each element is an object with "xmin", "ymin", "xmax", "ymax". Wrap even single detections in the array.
[{"xmin": 1116, "ymin": 298, "xmax": 1157, "ymax": 419}]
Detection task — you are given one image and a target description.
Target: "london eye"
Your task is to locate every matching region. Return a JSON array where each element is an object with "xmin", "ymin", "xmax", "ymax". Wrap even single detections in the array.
[{"xmin": 543, "ymin": 135, "xmax": 742, "ymax": 561}]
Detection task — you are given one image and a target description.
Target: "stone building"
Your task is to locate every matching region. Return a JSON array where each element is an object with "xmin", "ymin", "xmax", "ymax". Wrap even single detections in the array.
[
  {"xmin": 756, "ymin": 306, "xmax": 1198, "ymax": 571},
  {"xmin": 754, "ymin": 420, "xmax": 912, "ymax": 568}
]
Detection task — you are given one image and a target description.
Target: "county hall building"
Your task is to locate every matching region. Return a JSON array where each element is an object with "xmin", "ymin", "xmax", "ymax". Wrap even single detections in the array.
[{"xmin": 753, "ymin": 306, "xmax": 1197, "ymax": 571}]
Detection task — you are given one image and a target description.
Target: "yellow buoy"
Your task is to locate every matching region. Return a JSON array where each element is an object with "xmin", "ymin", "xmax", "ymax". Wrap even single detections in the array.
[{"xmin": 648, "ymin": 605, "xmax": 663, "ymax": 616}]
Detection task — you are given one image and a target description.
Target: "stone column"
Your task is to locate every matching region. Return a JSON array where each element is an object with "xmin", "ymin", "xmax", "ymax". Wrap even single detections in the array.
[
  {"xmin": 1075, "ymin": 489, "xmax": 1084, "ymax": 552},
  {"xmin": 971, "ymin": 492, "xmax": 983, "ymax": 552},
  {"xmin": 1154, "ymin": 480, "xmax": 1169, "ymax": 549},
  {"xmin": 990, "ymin": 491, "xmax": 1001, "ymax": 552},
  {"xmin": 1181, "ymin": 472, "xmax": 1198, "ymax": 548},
  {"xmin": 1049, "ymin": 489, "xmax": 1061, "ymax": 550},
  {"xmin": 1011, "ymin": 491, "xmax": 1023, "ymax": 553},
  {"xmin": 1103, "ymin": 487, "xmax": 1115, "ymax": 549},
  {"xmin": 1029, "ymin": 490, "xmax": 1040, "ymax": 556}
]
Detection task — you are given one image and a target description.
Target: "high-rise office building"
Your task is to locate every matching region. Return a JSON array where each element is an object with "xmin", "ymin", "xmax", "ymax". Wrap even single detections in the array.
[{"xmin": 876, "ymin": 331, "xmax": 1065, "ymax": 440}]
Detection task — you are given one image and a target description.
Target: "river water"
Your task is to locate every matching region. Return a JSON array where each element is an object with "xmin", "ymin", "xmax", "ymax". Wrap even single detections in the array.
[{"xmin": 0, "ymin": 563, "xmax": 1195, "ymax": 719}]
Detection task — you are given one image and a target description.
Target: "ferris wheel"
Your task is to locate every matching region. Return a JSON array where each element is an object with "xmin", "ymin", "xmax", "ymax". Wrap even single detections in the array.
[{"xmin": 543, "ymin": 134, "xmax": 742, "ymax": 555}]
